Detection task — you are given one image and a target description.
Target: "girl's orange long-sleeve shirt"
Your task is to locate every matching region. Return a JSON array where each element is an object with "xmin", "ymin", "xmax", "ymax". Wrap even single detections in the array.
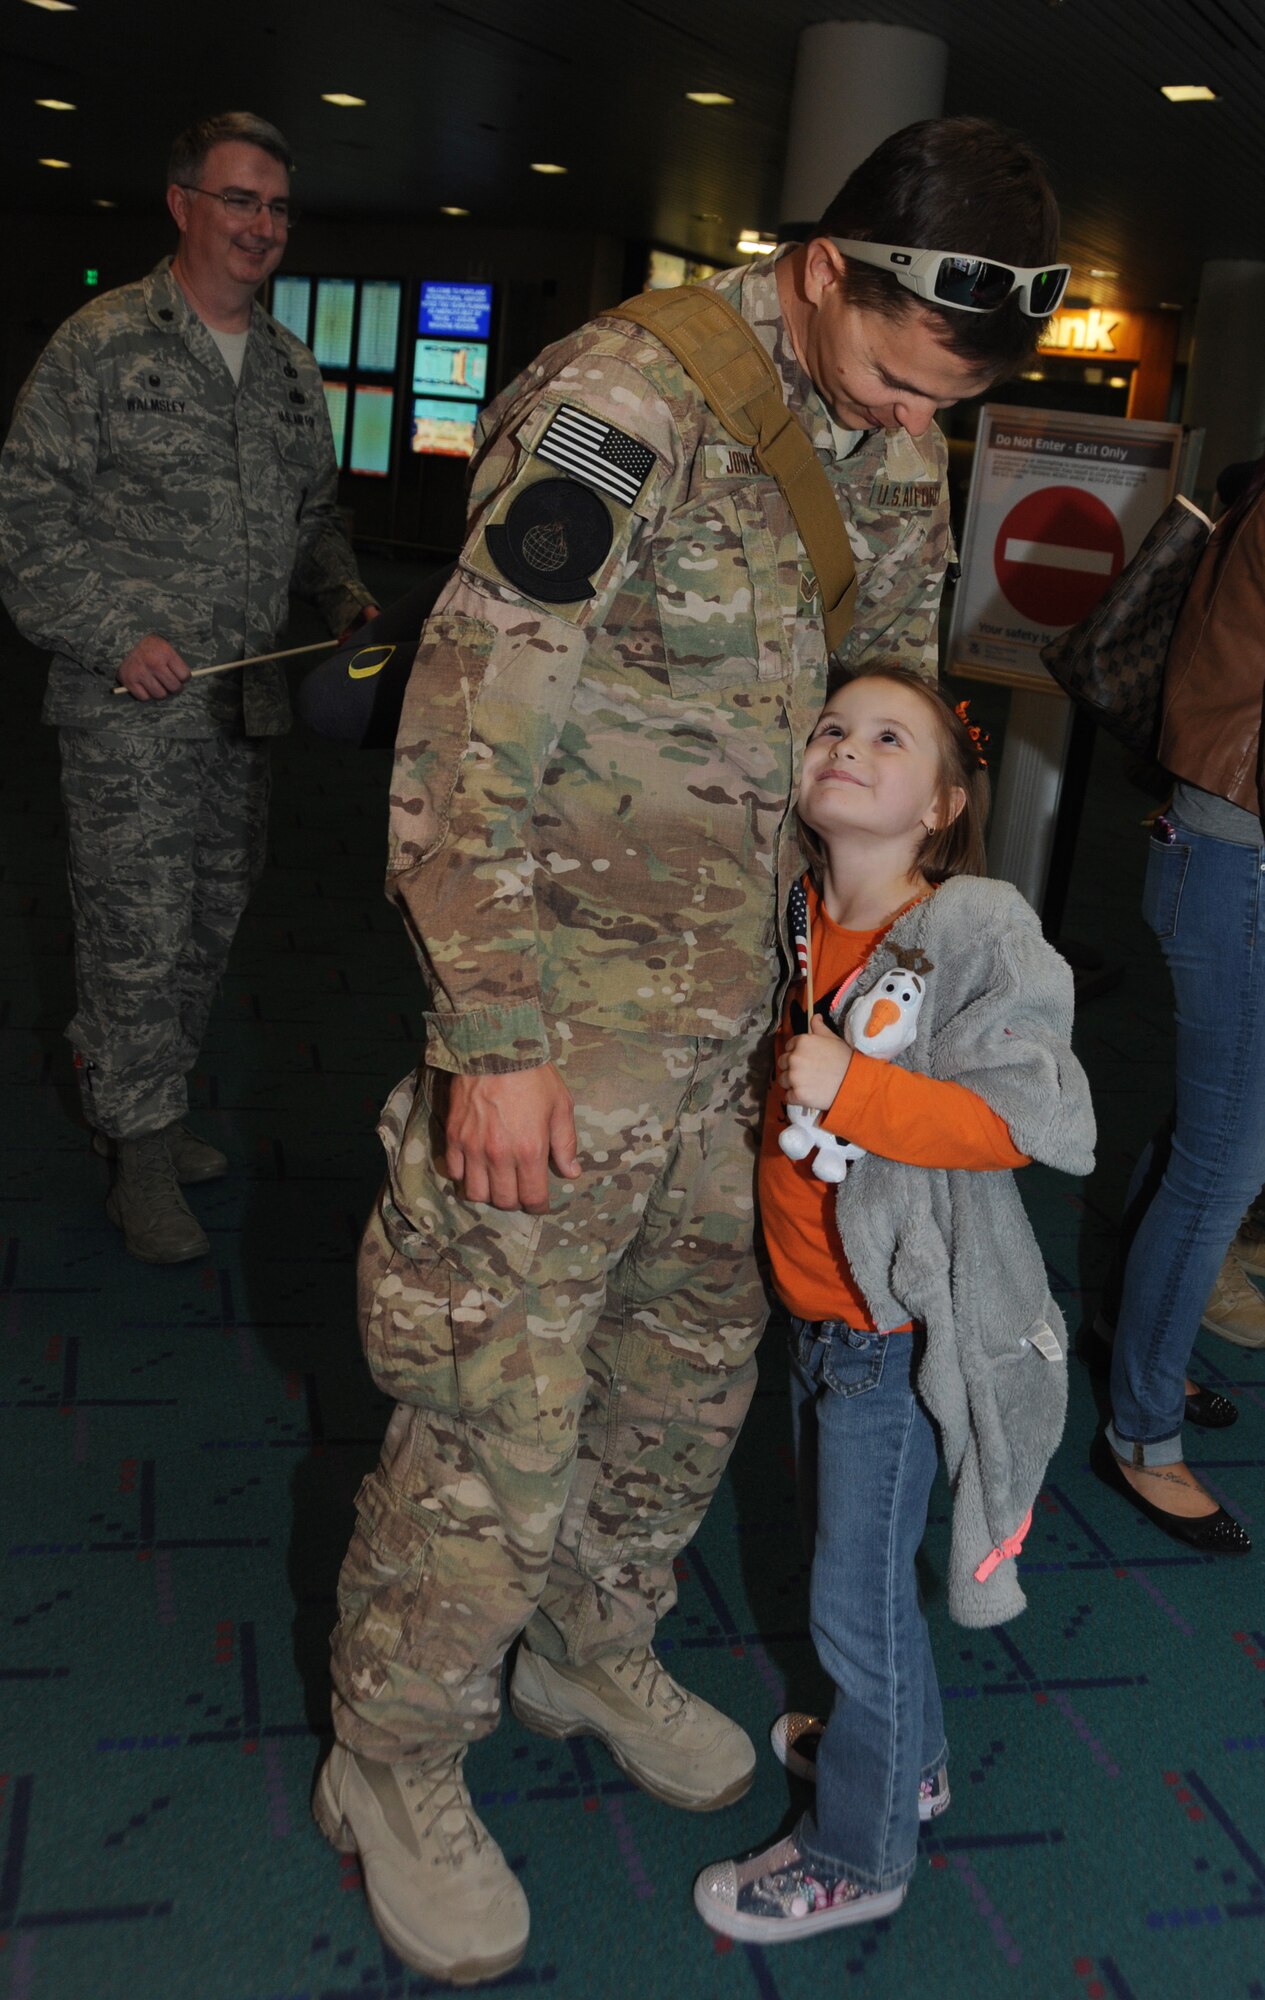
[{"xmin": 759, "ymin": 878, "xmax": 1028, "ymax": 1327}]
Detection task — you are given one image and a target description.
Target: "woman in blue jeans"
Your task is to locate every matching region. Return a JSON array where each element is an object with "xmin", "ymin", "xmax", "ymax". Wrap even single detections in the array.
[{"xmin": 1094, "ymin": 465, "xmax": 1265, "ymax": 1554}]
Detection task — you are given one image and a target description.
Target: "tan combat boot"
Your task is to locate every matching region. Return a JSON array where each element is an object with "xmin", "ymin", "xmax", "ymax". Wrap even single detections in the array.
[
  {"xmin": 93, "ymin": 1121, "xmax": 227, "ymax": 1183},
  {"xmin": 314, "ymin": 1745, "xmax": 529, "ymax": 1984},
  {"xmin": 105, "ymin": 1131, "xmax": 209, "ymax": 1264},
  {"xmin": 509, "ymin": 1643, "xmax": 755, "ymax": 1810},
  {"xmin": 1201, "ymin": 1252, "xmax": 1265, "ymax": 1349},
  {"xmin": 1231, "ymin": 1200, "xmax": 1265, "ymax": 1278}
]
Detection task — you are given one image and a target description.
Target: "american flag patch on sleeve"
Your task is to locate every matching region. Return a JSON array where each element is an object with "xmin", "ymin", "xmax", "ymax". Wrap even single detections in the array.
[{"xmin": 536, "ymin": 405, "xmax": 657, "ymax": 506}]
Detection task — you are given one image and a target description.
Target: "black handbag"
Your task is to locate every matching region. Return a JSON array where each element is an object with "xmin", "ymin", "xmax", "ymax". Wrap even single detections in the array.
[{"xmin": 1039, "ymin": 494, "xmax": 1213, "ymax": 759}]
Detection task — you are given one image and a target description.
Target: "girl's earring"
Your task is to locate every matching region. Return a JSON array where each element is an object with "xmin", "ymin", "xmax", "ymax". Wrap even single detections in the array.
[{"xmin": 921, "ymin": 820, "xmax": 936, "ymax": 836}]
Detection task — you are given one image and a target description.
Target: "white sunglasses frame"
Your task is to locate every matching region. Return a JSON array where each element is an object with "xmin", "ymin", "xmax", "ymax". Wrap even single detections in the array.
[{"xmin": 831, "ymin": 238, "xmax": 1070, "ymax": 318}]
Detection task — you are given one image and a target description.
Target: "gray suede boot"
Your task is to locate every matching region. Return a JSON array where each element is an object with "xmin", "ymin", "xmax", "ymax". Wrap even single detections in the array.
[{"xmin": 105, "ymin": 1131, "xmax": 209, "ymax": 1264}]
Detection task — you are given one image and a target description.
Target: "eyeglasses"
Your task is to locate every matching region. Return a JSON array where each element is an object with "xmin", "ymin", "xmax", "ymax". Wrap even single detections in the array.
[
  {"xmin": 833, "ymin": 238, "xmax": 1070, "ymax": 317},
  {"xmin": 178, "ymin": 185, "xmax": 297, "ymax": 227}
]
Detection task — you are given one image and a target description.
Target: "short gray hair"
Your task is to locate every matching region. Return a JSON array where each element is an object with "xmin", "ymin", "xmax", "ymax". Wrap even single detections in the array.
[{"xmin": 168, "ymin": 112, "xmax": 294, "ymax": 187}]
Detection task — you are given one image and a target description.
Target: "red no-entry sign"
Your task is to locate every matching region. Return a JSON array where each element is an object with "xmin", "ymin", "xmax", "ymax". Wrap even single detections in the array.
[{"xmin": 993, "ymin": 485, "xmax": 1125, "ymax": 627}]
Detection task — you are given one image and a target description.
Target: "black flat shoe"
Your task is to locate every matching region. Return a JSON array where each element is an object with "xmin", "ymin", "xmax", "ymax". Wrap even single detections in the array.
[
  {"xmin": 1090, "ymin": 1435, "xmax": 1252, "ymax": 1554},
  {"xmin": 1184, "ymin": 1384, "xmax": 1239, "ymax": 1429}
]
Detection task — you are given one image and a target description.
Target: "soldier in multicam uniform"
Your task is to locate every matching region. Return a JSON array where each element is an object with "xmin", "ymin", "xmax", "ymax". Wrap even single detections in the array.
[
  {"xmin": 316, "ymin": 117, "xmax": 1061, "ymax": 1983},
  {"xmin": 0, "ymin": 111, "xmax": 376, "ymax": 1263}
]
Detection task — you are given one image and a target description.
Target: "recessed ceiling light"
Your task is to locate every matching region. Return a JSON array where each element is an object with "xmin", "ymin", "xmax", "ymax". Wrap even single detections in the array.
[
  {"xmin": 686, "ymin": 91, "xmax": 734, "ymax": 106},
  {"xmin": 35, "ymin": 98, "xmax": 76, "ymax": 111},
  {"xmin": 93, "ymin": 197, "xmax": 116, "ymax": 208},
  {"xmin": 531, "ymin": 162, "xmax": 567, "ymax": 175},
  {"xmin": 39, "ymin": 158, "xmax": 71, "ymax": 170},
  {"xmin": 1089, "ymin": 268, "xmax": 1118, "ymax": 278},
  {"xmin": 1160, "ymin": 84, "xmax": 1219, "ymax": 101},
  {"xmin": 321, "ymin": 92, "xmax": 366, "ymax": 108},
  {"xmin": 23, "ymin": 1, "xmax": 77, "ymax": 11},
  {"xmin": 439, "ymin": 206, "xmax": 469, "ymax": 217}
]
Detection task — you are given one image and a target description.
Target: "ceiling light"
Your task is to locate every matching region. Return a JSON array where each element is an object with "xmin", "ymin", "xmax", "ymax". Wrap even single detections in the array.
[
  {"xmin": 23, "ymin": 1, "xmax": 77, "ymax": 11},
  {"xmin": 1159, "ymin": 300, "xmax": 1182, "ymax": 310},
  {"xmin": 737, "ymin": 232, "xmax": 777, "ymax": 255},
  {"xmin": 93, "ymin": 197, "xmax": 116, "ymax": 208},
  {"xmin": 1160, "ymin": 84, "xmax": 1219, "ymax": 101},
  {"xmin": 686, "ymin": 91, "xmax": 734, "ymax": 106},
  {"xmin": 439, "ymin": 206, "xmax": 469, "ymax": 217},
  {"xmin": 531, "ymin": 162, "xmax": 567, "ymax": 175},
  {"xmin": 35, "ymin": 98, "xmax": 76, "ymax": 111},
  {"xmin": 1089, "ymin": 268, "xmax": 1118, "ymax": 278},
  {"xmin": 39, "ymin": 157, "xmax": 71, "ymax": 168},
  {"xmin": 1108, "ymin": 376, "xmax": 1128, "ymax": 388},
  {"xmin": 321, "ymin": 92, "xmax": 366, "ymax": 107}
]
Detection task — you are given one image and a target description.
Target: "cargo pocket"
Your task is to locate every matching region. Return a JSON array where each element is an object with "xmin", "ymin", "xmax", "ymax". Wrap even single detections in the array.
[
  {"xmin": 338, "ymin": 1459, "xmax": 444, "ymax": 1669},
  {"xmin": 655, "ymin": 493, "xmax": 768, "ymax": 694}
]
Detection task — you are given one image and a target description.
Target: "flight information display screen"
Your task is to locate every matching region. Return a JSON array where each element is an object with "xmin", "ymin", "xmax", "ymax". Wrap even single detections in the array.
[
  {"xmin": 411, "ymin": 396, "xmax": 478, "ymax": 458},
  {"xmin": 271, "ymin": 275, "xmax": 311, "ymax": 343},
  {"xmin": 357, "ymin": 280, "xmax": 402, "ymax": 374},
  {"xmin": 412, "ymin": 336, "xmax": 487, "ymax": 401},
  {"xmin": 313, "ymin": 278, "xmax": 356, "ymax": 369},
  {"xmin": 349, "ymin": 385, "xmax": 395, "ymax": 476},
  {"xmin": 323, "ymin": 380, "xmax": 349, "ymax": 467},
  {"xmin": 418, "ymin": 280, "xmax": 493, "ymax": 341}
]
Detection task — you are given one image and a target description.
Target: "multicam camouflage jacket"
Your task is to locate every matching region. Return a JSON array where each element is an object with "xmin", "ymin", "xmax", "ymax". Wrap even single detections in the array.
[
  {"xmin": 389, "ymin": 251, "xmax": 955, "ymax": 1074},
  {"xmin": 0, "ymin": 258, "xmax": 372, "ymax": 738}
]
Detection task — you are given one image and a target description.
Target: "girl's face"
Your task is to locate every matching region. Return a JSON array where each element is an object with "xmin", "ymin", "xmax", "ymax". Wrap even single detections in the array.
[{"xmin": 799, "ymin": 678, "xmax": 962, "ymax": 851}]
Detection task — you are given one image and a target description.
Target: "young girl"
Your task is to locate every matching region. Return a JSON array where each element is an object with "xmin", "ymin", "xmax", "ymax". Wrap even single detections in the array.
[{"xmin": 694, "ymin": 667, "xmax": 1095, "ymax": 1944}]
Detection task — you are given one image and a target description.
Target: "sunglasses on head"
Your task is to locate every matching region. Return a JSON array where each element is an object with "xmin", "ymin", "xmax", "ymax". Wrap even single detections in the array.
[{"xmin": 832, "ymin": 238, "xmax": 1071, "ymax": 318}]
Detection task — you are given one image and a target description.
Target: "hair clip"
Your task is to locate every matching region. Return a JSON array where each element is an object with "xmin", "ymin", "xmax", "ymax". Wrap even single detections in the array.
[{"xmin": 954, "ymin": 697, "xmax": 990, "ymax": 768}]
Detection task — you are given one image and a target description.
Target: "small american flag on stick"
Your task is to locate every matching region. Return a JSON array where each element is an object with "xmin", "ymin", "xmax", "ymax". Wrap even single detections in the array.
[{"xmin": 788, "ymin": 879, "xmax": 814, "ymax": 1016}]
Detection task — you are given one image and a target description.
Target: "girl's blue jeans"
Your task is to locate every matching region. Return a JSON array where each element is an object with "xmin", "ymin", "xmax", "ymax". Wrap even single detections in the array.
[
  {"xmin": 1110, "ymin": 815, "xmax": 1265, "ymax": 1464},
  {"xmin": 788, "ymin": 1316, "xmax": 947, "ymax": 1893}
]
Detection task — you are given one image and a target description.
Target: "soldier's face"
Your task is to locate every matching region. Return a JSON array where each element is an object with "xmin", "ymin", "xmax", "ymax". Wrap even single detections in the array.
[
  {"xmin": 169, "ymin": 142, "xmax": 290, "ymax": 300},
  {"xmin": 802, "ymin": 244, "xmax": 993, "ymax": 437}
]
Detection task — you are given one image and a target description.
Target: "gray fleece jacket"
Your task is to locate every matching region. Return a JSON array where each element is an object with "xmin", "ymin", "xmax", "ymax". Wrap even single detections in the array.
[{"xmin": 830, "ymin": 875, "xmax": 1096, "ymax": 1628}]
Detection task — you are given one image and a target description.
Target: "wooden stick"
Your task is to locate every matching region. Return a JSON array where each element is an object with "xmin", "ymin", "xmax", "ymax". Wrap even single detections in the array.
[{"xmin": 111, "ymin": 636, "xmax": 336, "ymax": 692}]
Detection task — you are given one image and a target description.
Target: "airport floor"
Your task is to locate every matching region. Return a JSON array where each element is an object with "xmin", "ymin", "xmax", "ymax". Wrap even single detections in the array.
[{"xmin": 2, "ymin": 582, "xmax": 1264, "ymax": 2000}]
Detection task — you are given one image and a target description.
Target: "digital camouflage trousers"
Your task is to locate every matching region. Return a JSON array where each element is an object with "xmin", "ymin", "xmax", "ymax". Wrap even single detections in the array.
[
  {"xmin": 329, "ymin": 1017, "xmax": 773, "ymax": 1764},
  {"xmin": 59, "ymin": 727, "xmax": 269, "ymax": 1138}
]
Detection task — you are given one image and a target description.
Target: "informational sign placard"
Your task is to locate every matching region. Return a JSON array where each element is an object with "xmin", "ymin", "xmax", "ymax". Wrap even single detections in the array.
[
  {"xmin": 356, "ymin": 280, "xmax": 402, "ymax": 374},
  {"xmin": 949, "ymin": 405, "xmax": 1184, "ymax": 689},
  {"xmin": 418, "ymin": 281, "xmax": 493, "ymax": 341}
]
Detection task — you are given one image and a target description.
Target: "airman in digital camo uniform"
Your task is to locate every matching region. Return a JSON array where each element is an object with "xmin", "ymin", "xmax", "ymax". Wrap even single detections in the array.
[
  {"xmin": 0, "ymin": 112, "xmax": 375, "ymax": 1263},
  {"xmin": 318, "ymin": 117, "xmax": 1060, "ymax": 1983}
]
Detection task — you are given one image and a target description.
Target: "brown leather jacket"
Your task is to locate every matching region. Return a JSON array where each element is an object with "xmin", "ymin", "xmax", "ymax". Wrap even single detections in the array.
[{"xmin": 1160, "ymin": 490, "xmax": 1265, "ymax": 817}]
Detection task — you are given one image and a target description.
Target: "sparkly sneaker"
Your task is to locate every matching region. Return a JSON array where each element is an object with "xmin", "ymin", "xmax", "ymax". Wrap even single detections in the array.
[
  {"xmin": 769, "ymin": 1713, "xmax": 950, "ymax": 1820},
  {"xmin": 509, "ymin": 1643, "xmax": 754, "ymax": 1810},
  {"xmin": 694, "ymin": 1834, "xmax": 906, "ymax": 1942}
]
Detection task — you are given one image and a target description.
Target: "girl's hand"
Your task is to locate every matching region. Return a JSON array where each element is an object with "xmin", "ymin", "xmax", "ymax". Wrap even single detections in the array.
[{"xmin": 779, "ymin": 1015, "xmax": 852, "ymax": 1111}]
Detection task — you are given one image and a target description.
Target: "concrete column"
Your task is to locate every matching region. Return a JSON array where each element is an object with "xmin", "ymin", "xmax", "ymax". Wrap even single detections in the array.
[
  {"xmin": 987, "ymin": 689, "xmax": 1073, "ymax": 912},
  {"xmin": 1184, "ymin": 260, "xmax": 1265, "ymax": 503},
  {"xmin": 779, "ymin": 20, "xmax": 947, "ymax": 234}
]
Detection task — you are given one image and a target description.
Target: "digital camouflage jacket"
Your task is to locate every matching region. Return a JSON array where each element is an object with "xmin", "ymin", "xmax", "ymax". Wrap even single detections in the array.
[
  {"xmin": 389, "ymin": 251, "xmax": 955, "ymax": 1072},
  {"xmin": 0, "ymin": 258, "xmax": 372, "ymax": 738}
]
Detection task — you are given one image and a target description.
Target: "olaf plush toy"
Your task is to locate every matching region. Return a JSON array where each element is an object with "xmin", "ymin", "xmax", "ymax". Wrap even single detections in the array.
[{"xmin": 778, "ymin": 968, "xmax": 927, "ymax": 1184}]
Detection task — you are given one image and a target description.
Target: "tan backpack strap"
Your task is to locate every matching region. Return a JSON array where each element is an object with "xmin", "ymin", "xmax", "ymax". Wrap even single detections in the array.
[{"xmin": 609, "ymin": 284, "xmax": 857, "ymax": 655}]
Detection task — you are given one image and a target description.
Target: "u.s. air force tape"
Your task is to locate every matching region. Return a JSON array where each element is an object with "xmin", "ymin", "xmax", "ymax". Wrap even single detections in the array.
[{"xmin": 486, "ymin": 477, "xmax": 613, "ymax": 602}]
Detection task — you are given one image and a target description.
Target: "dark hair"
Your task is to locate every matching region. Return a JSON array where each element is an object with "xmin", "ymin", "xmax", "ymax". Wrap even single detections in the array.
[
  {"xmin": 168, "ymin": 112, "xmax": 294, "ymax": 188},
  {"xmin": 798, "ymin": 665, "xmax": 991, "ymax": 885},
  {"xmin": 816, "ymin": 116, "xmax": 1061, "ymax": 378}
]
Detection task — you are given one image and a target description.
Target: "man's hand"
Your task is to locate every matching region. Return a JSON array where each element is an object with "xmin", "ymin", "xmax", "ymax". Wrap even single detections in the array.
[
  {"xmin": 115, "ymin": 634, "xmax": 192, "ymax": 701},
  {"xmin": 444, "ymin": 1062, "xmax": 582, "ymax": 1213},
  {"xmin": 779, "ymin": 1014, "xmax": 853, "ymax": 1112},
  {"xmin": 337, "ymin": 603, "xmax": 381, "ymax": 644}
]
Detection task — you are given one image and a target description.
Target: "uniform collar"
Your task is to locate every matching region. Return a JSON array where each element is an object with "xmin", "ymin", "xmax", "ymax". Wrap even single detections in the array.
[{"xmin": 143, "ymin": 255, "xmax": 269, "ymax": 358}]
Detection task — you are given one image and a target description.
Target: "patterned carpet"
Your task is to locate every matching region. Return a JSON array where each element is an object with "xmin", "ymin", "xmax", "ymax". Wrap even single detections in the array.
[{"xmin": 2, "ymin": 581, "xmax": 1263, "ymax": 2000}]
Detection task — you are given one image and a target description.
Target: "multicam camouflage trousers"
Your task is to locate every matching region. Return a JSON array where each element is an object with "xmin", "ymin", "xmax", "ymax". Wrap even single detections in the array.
[
  {"xmin": 329, "ymin": 1018, "xmax": 773, "ymax": 1763},
  {"xmin": 59, "ymin": 727, "xmax": 269, "ymax": 1138}
]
